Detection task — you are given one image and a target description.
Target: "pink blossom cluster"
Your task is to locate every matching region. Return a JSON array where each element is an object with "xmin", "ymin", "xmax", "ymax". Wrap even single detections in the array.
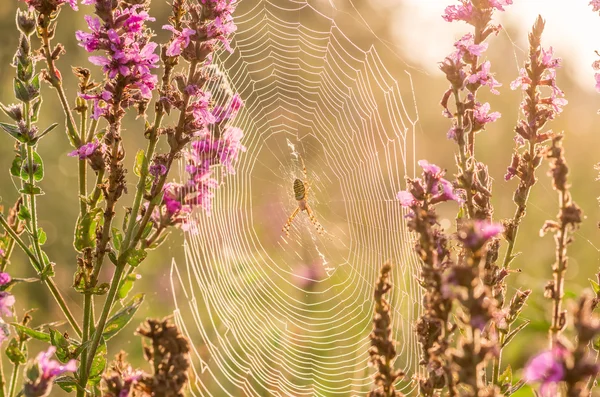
[
  {"xmin": 160, "ymin": 93, "xmax": 245, "ymax": 225},
  {"xmin": 23, "ymin": 347, "xmax": 77, "ymax": 397},
  {"xmin": 201, "ymin": 0, "xmax": 238, "ymax": 53},
  {"xmin": 440, "ymin": 0, "xmax": 510, "ymax": 141},
  {"xmin": 76, "ymin": 0, "xmax": 159, "ymax": 119},
  {"xmin": 524, "ymin": 343, "xmax": 568, "ymax": 397},
  {"xmin": 397, "ymin": 160, "xmax": 464, "ymax": 207},
  {"xmin": 68, "ymin": 139, "xmax": 104, "ymax": 160},
  {"xmin": 457, "ymin": 220, "xmax": 503, "ymax": 251},
  {"xmin": 442, "ymin": 0, "xmax": 512, "ymax": 23},
  {"xmin": 21, "ymin": 0, "xmax": 78, "ymax": 12},
  {"xmin": 510, "ymin": 46, "xmax": 567, "ymax": 118},
  {"xmin": 162, "ymin": 0, "xmax": 238, "ymax": 59}
]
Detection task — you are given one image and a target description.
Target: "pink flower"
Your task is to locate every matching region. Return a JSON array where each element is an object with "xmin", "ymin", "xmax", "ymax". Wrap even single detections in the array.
[
  {"xmin": 467, "ymin": 61, "xmax": 501, "ymax": 94},
  {"xmin": 24, "ymin": 347, "xmax": 77, "ymax": 397},
  {"xmin": 458, "ymin": 220, "xmax": 504, "ymax": 250},
  {"xmin": 510, "ymin": 68, "xmax": 531, "ymax": 91},
  {"xmin": 489, "ymin": 0, "xmax": 513, "ymax": 11},
  {"xmin": 76, "ymin": 3, "xmax": 159, "ymax": 112},
  {"xmin": 0, "ymin": 292, "xmax": 15, "ymax": 317},
  {"xmin": 68, "ymin": 140, "xmax": 103, "ymax": 160},
  {"xmin": 473, "ymin": 102, "xmax": 501, "ymax": 125},
  {"xmin": 454, "ymin": 33, "xmax": 488, "ymax": 58},
  {"xmin": 397, "ymin": 160, "xmax": 463, "ymax": 207},
  {"xmin": 213, "ymin": 93, "xmax": 244, "ymax": 122},
  {"xmin": 163, "ymin": 25, "xmax": 196, "ymax": 57},
  {"xmin": 592, "ymin": 0, "xmax": 600, "ymax": 12},
  {"xmin": 442, "ymin": 1, "xmax": 473, "ymax": 23},
  {"xmin": 21, "ymin": 0, "xmax": 78, "ymax": 11},
  {"xmin": 396, "ymin": 191, "xmax": 416, "ymax": 207},
  {"xmin": 0, "ymin": 273, "xmax": 11, "ymax": 286},
  {"xmin": 595, "ymin": 73, "xmax": 600, "ymax": 92},
  {"xmin": 524, "ymin": 344, "xmax": 567, "ymax": 397}
]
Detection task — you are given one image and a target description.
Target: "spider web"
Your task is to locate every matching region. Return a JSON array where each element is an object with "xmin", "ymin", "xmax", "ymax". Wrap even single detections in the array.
[{"xmin": 170, "ymin": 0, "xmax": 422, "ymax": 395}]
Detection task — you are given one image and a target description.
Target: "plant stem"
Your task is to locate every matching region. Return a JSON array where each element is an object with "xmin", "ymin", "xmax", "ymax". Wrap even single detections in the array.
[
  {"xmin": 0, "ymin": 352, "xmax": 6, "ymax": 397},
  {"xmin": 82, "ymin": 262, "xmax": 126, "ymax": 383},
  {"xmin": 550, "ymin": 190, "xmax": 568, "ymax": 345},
  {"xmin": 40, "ymin": 18, "xmax": 80, "ymax": 147},
  {"xmin": 121, "ymin": 62, "xmax": 177, "ymax": 252},
  {"xmin": 7, "ymin": 340, "xmax": 24, "ymax": 397},
  {"xmin": 131, "ymin": 60, "xmax": 198, "ymax": 247},
  {"xmin": 0, "ymin": 215, "xmax": 82, "ymax": 337},
  {"xmin": 77, "ymin": 106, "xmax": 92, "ymax": 397}
]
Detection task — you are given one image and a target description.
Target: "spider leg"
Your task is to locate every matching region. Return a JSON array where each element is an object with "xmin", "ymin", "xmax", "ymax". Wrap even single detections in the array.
[
  {"xmin": 300, "ymin": 157, "xmax": 311, "ymax": 198},
  {"xmin": 305, "ymin": 205, "xmax": 325, "ymax": 235},
  {"xmin": 282, "ymin": 207, "xmax": 301, "ymax": 237}
]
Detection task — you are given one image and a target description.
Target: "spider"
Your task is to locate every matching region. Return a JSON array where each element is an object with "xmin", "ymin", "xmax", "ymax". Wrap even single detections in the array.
[{"xmin": 282, "ymin": 158, "xmax": 325, "ymax": 237}]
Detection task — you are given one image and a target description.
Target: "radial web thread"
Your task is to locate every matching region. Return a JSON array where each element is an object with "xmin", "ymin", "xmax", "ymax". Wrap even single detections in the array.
[{"xmin": 170, "ymin": 0, "xmax": 423, "ymax": 395}]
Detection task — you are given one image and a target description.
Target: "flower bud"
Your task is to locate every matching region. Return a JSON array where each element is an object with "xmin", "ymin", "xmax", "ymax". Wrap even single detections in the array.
[{"xmin": 16, "ymin": 10, "xmax": 36, "ymax": 37}]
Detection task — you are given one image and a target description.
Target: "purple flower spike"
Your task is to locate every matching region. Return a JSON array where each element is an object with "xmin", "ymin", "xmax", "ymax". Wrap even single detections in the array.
[
  {"xmin": 38, "ymin": 347, "xmax": 77, "ymax": 378},
  {"xmin": 68, "ymin": 140, "xmax": 102, "ymax": 160},
  {"xmin": 467, "ymin": 61, "xmax": 502, "ymax": 95},
  {"xmin": 473, "ymin": 102, "xmax": 501, "ymax": 125},
  {"xmin": 454, "ymin": 33, "xmax": 488, "ymax": 58},
  {"xmin": 0, "ymin": 273, "xmax": 11, "ymax": 287},
  {"xmin": 0, "ymin": 292, "xmax": 15, "ymax": 317},
  {"xmin": 163, "ymin": 25, "xmax": 196, "ymax": 57},
  {"xmin": 442, "ymin": 1, "xmax": 474, "ymax": 23},
  {"xmin": 458, "ymin": 220, "xmax": 504, "ymax": 251},
  {"xmin": 525, "ymin": 344, "xmax": 567, "ymax": 397},
  {"xmin": 397, "ymin": 160, "xmax": 464, "ymax": 208},
  {"xmin": 24, "ymin": 347, "xmax": 77, "ymax": 397},
  {"xmin": 396, "ymin": 191, "xmax": 416, "ymax": 207},
  {"xmin": 22, "ymin": 0, "xmax": 78, "ymax": 11}
]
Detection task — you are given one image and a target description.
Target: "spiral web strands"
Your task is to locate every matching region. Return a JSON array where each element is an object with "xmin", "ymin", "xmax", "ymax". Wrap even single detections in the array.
[{"xmin": 170, "ymin": 0, "xmax": 422, "ymax": 395}]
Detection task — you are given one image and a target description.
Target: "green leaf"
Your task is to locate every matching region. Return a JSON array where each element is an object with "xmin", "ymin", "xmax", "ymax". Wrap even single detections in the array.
[
  {"xmin": 74, "ymin": 208, "xmax": 102, "ymax": 252},
  {"xmin": 5, "ymin": 338, "xmax": 26, "ymax": 364},
  {"xmin": 37, "ymin": 122, "xmax": 58, "ymax": 140},
  {"xmin": 498, "ymin": 365, "xmax": 513, "ymax": 394},
  {"xmin": 17, "ymin": 61, "xmax": 33, "ymax": 82},
  {"xmin": 590, "ymin": 279, "xmax": 600, "ymax": 295},
  {"xmin": 149, "ymin": 231, "xmax": 170, "ymax": 250},
  {"xmin": 103, "ymin": 293, "xmax": 144, "ymax": 341},
  {"xmin": 49, "ymin": 329, "xmax": 71, "ymax": 363},
  {"xmin": 133, "ymin": 149, "xmax": 146, "ymax": 177},
  {"xmin": 125, "ymin": 248, "xmax": 147, "ymax": 268},
  {"xmin": 37, "ymin": 227, "xmax": 47, "ymax": 245},
  {"xmin": 10, "ymin": 323, "xmax": 51, "ymax": 342},
  {"xmin": 108, "ymin": 250, "xmax": 118, "ymax": 266},
  {"xmin": 87, "ymin": 339, "xmax": 106, "ymax": 385},
  {"xmin": 31, "ymin": 74, "xmax": 40, "ymax": 92},
  {"xmin": 17, "ymin": 205, "xmax": 31, "ymax": 222},
  {"xmin": 502, "ymin": 320, "xmax": 530, "ymax": 348},
  {"xmin": 112, "ymin": 228, "xmax": 123, "ymax": 251},
  {"xmin": 55, "ymin": 375, "xmax": 79, "ymax": 393},
  {"xmin": 141, "ymin": 222, "xmax": 153, "ymax": 240},
  {"xmin": 117, "ymin": 273, "xmax": 141, "ymax": 300},
  {"xmin": 13, "ymin": 78, "xmax": 30, "ymax": 103},
  {"xmin": 0, "ymin": 122, "xmax": 27, "ymax": 143},
  {"xmin": 76, "ymin": 283, "xmax": 110, "ymax": 296},
  {"xmin": 30, "ymin": 98, "xmax": 42, "ymax": 123},
  {"xmin": 19, "ymin": 183, "xmax": 43, "ymax": 195},
  {"xmin": 10, "ymin": 155, "xmax": 23, "ymax": 178}
]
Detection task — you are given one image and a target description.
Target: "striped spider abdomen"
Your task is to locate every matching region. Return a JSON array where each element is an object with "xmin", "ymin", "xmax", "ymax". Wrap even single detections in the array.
[{"xmin": 293, "ymin": 178, "xmax": 306, "ymax": 201}]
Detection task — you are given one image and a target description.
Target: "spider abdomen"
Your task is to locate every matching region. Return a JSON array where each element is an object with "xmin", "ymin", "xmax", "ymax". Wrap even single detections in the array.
[{"xmin": 293, "ymin": 179, "xmax": 305, "ymax": 201}]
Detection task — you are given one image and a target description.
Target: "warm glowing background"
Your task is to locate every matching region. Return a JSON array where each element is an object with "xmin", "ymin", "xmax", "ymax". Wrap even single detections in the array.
[{"xmin": 0, "ymin": 1, "xmax": 599, "ymax": 396}]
